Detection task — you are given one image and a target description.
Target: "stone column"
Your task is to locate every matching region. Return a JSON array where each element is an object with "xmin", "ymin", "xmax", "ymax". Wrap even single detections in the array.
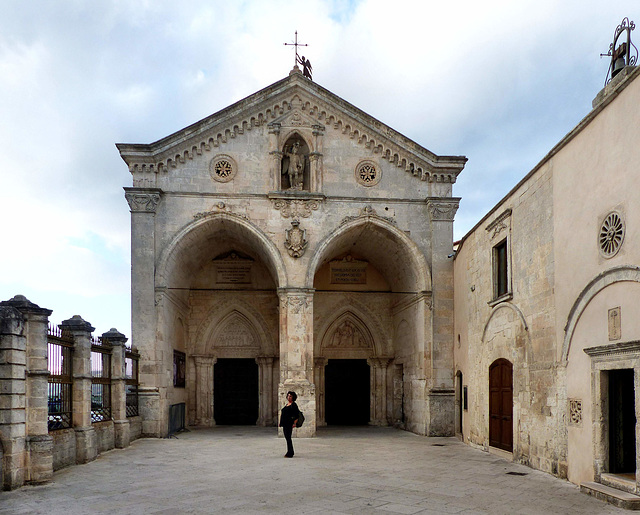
[
  {"xmin": 278, "ymin": 289, "xmax": 316, "ymax": 437},
  {"xmin": 193, "ymin": 356, "xmax": 216, "ymax": 427},
  {"xmin": 256, "ymin": 357, "xmax": 275, "ymax": 426},
  {"xmin": 61, "ymin": 315, "xmax": 97, "ymax": 464},
  {"xmin": 310, "ymin": 124, "xmax": 324, "ymax": 192},
  {"xmin": 313, "ymin": 357, "xmax": 328, "ymax": 427},
  {"xmin": 268, "ymin": 123, "xmax": 282, "ymax": 190},
  {"xmin": 368, "ymin": 358, "xmax": 391, "ymax": 426},
  {"xmin": 426, "ymin": 197, "xmax": 460, "ymax": 436},
  {"xmin": 0, "ymin": 304, "xmax": 27, "ymax": 490},
  {"xmin": 125, "ymin": 187, "xmax": 163, "ymax": 437},
  {"xmin": 103, "ymin": 328, "xmax": 129, "ymax": 449}
]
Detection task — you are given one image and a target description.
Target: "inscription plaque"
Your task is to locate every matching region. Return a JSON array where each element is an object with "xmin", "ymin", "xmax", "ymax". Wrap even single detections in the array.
[
  {"xmin": 213, "ymin": 252, "xmax": 253, "ymax": 284},
  {"xmin": 330, "ymin": 256, "xmax": 368, "ymax": 284},
  {"xmin": 608, "ymin": 306, "xmax": 621, "ymax": 341}
]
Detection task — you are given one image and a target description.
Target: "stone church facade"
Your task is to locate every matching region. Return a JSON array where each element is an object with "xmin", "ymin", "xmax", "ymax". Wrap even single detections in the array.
[
  {"xmin": 118, "ymin": 67, "xmax": 466, "ymax": 439},
  {"xmin": 120, "ymin": 61, "xmax": 640, "ymax": 498}
]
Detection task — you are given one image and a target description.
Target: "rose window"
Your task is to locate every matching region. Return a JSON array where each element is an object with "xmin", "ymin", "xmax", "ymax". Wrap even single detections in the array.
[
  {"xmin": 355, "ymin": 161, "xmax": 381, "ymax": 186},
  {"xmin": 599, "ymin": 211, "xmax": 625, "ymax": 258},
  {"xmin": 210, "ymin": 155, "xmax": 236, "ymax": 183}
]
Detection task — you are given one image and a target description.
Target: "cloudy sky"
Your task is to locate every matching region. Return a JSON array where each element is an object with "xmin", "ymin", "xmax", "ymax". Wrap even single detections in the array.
[{"xmin": 0, "ymin": 1, "xmax": 636, "ymax": 337}]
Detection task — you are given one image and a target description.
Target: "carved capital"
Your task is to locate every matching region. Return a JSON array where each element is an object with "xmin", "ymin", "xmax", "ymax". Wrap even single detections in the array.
[
  {"xmin": 426, "ymin": 198, "xmax": 460, "ymax": 222},
  {"xmin": 287, "ymin": 295, "xmax": 310, "ymax": 314},
  {"xmin": 125, "ymin": 188, "xmax": 162, "ymax": 213}
]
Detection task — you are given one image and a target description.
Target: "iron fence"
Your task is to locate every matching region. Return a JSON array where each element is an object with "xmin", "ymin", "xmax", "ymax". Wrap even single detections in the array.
[
  {"xmin": 91, "ymin": 337, "xmax": 111, "ymax": 422},
  {"xmin": 47, "ymin": 324, "xmax": 73, "ymax": 431},
  {"xmin": 125, "ymin": 348, "xmax": 139, "ymax": 417}
]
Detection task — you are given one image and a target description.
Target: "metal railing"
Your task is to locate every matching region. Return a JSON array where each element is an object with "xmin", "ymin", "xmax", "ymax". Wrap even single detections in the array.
[
  {"xmin": 91, "ymin": 337, "xmax": 111, "ymax": 423},
  {"xmin": 125, "ymin": 348, "xmax": 139, "ymax": 417},
  {"xmin": 47, "ymin": 325, "xmax": 73, "ymax": 431}
]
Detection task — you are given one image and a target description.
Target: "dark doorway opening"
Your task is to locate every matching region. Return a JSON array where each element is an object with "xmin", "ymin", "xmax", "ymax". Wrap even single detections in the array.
[
  {"xmin": 489, "ymin": 358, "xmax": 513, "ymax": 452},
  {"xmin": 609, "ymin": 368, "xmax": 636, "ymax": 474},
  {"xmin": 325, "ymin": 359, "xmax": 370, "ymax": 425},
  {"xmin": 214, "ymin": 359, "xmax": 258, "ymax": 425}
]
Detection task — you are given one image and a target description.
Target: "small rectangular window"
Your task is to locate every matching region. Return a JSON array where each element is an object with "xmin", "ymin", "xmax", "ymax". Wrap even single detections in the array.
[
  {"xmin": 493, "ymin": 239, "xmax": 508, "ymax": 298},
  {"xmin": 463, "ymin": 386, "xmax": 468, "ymax": 411},
  {"xmin": 173, "ymin": 350, "xmax": 186, "ymax": 388}
]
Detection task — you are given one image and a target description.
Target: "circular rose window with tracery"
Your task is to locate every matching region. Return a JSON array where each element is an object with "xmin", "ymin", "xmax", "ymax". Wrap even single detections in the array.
[
  {"xmin": 209, "ymin": 154, "xmax": 237, "ymax": 183},
  {"xmin": 599, "ymin": 211, "xmax": 625, "ymax": 258},
  {"xmin": 355, "ymin": 160, "xmax": 381, "ymax": 186}
]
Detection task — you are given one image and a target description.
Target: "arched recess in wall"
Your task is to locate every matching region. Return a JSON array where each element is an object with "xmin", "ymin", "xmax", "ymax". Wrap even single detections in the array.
[
  {"xmin": 155, "ymin": 211, "xmax": 287, "ymax": 291},
  {"xmin": 314, "ymin": 297, "xmax": 387, "ymax": 357},
  {"xmin": 305, "ymin": 215, "xmax": 431, "ymax": 293},
  {"xmin": 318, "ymin": 310, "xmax": 378, "ymax": 358},
  {"xmin": 194, "ymin": 301, "xmax": 276, "ymax": 357},
  {"xmin": 562, "ymin": 265, "xmax": 640, "ymax": 363},
  {"xmin": 481, "ymin": 302, "xmax": 532, "ymax": 362}
]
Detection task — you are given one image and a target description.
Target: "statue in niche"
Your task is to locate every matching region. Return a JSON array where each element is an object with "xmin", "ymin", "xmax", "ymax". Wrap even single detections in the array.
[{"xmin": 281, "ymin": 137, "xmax": 309, "ymax": 190}]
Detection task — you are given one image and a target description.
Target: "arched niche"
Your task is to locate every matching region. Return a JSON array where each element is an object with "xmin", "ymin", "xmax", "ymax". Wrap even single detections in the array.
[{"xmin": 280, "ymin": 133, "xmax": 311, "ymax": 191}]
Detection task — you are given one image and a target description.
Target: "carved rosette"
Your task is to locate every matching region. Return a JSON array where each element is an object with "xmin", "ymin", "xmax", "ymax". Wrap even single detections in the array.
[
  {"xmin": 284, "ymin": 220, "xmax": 308, "ymax": 258},
  {"xmin": 426, "ymin": 199, "xmax": 460, "ymax": 222},
  {"xmin": 125, "ymin": 191, "xmax": 161, "ymax": 213},
  {"xmin": 272, "ymin": 198, "xmax": 320, "ymax": 219}
]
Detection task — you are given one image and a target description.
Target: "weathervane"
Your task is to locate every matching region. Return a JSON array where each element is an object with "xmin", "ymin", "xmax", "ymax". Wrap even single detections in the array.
[
  {"xmin": 601, "ymin": 17, "xmax": 637, "ymax": 85},
  {"xmin": 284, "ymin": 30, "xmax": 313, "ymax": 80}
]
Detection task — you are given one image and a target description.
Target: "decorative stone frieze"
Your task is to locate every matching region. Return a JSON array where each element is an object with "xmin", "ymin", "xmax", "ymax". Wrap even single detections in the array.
[
  {"xmin": 271, "ymin": 198, "xmax": 321, "ymax": 219},
  {"xmin": 426, "ymin": 198, "xmax": 460, "ymax": 222},
  {"xmin": 124, "ymin": 188, "xmax": 162, "ymax": 213},
  {"xmin": 340, "ymin": 204, "xmax": 396, "ymax": 226}
]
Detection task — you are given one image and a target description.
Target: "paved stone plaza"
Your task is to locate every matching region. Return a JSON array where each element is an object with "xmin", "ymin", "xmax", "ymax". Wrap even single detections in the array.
[{"xmin": 0, "ymin": 427, "xmax": 620, "ymax": 514}]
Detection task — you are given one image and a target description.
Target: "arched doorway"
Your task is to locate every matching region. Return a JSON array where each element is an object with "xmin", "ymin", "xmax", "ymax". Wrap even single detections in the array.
[{"xmin": 489, "ymin": 358, "xmax": 513, "ymax": 452}]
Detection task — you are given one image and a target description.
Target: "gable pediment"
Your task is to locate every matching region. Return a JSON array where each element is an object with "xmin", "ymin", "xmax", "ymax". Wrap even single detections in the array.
[{"xmin": 117, "ymin": 70, "xmax": 466, "ymax": 184}]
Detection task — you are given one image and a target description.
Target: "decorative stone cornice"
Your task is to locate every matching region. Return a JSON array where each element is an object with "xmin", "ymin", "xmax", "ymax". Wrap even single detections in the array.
[
  {"xmin": 426, "ymin": 198, "xmax": 460, "ymax": 222},
  {"xmin": 486, "ymin": 208, "xmax": 512, "ymax": 239},
  {"xmin": 340, "ymin": 204, "xmax": 396, "ymax": 226},
  {"xmin": 584, "ymin": 340, "xmax": 640, "ymax": 359},
  {"xmin": 117, "ymin": 74, "xmax": 467, "ymax": 184},
  {"xmin": 124, "ymin": 188, "xmax": 162, "ymax": 213}
]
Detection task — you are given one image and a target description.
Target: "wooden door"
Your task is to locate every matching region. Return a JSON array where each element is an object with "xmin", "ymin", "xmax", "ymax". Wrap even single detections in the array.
[{"xmin": 489, "ymin": 359, "xmax": 513, "ymax": 452}]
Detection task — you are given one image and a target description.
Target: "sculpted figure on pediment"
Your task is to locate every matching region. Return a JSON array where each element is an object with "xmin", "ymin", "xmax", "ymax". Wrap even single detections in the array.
[{"xmin": 281, "ymin": 135, "xmax": 310, "ymax": 190}]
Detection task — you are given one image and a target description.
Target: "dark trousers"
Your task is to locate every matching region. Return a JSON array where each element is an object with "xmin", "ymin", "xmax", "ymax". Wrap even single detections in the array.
[{"xmin": 283, "ymin": 425, "xmax": 294, "ymax": 456}]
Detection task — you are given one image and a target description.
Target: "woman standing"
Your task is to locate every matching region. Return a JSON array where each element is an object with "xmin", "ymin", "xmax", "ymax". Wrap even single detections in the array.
[{"xmin": 279, "ymin": 391, "xmax": 300, "ymax": 458}]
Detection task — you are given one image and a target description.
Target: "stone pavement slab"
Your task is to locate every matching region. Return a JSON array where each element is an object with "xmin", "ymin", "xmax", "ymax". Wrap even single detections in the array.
[{"xmin": 0, "ymin": 426, "xmax": 622, "ymax": 514}]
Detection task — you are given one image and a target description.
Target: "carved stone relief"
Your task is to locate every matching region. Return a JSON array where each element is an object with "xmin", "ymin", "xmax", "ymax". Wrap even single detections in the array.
[
  {"xmin": 125, "ymin": 191, "xmax": 161, "ymax": 213},
  {"xmin": 326, "ymin": 320, "xmax": 368, "ymax": 349},
  {"xmin": 284, "ymin": 220, "xmax": 308, "ymax": 258},
  {"xmin": 272, "ymin": 198, "xmax": 320, "ymax": 219}
]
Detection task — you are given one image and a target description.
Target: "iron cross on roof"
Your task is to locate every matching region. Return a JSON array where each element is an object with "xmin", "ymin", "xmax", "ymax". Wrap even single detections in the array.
[{"xmin": 284, "ymin": 30, "xmax": 313, "ymax": 80}]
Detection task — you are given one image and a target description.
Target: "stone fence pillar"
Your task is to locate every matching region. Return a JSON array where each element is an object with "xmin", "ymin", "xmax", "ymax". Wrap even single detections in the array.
[
  {"xmin": 0, "ymin": 295, "xmax": 54, "ymax": 489},
  {"xmin": 61, "ymin": 315, "xmax": 97, "ymax": 464},
  {"xmin": 103, "ymin": 328, "xmax": 129, "ymax": 449},
  {"xmin": 0, "ymin": 305, "xmax": 27, "ymax": 490}
]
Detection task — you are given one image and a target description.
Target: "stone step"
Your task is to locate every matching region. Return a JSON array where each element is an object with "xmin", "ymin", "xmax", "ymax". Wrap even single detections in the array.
[{"xmin": 581, "ymin": 482, "xmax": 640, "ymax": 510}]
